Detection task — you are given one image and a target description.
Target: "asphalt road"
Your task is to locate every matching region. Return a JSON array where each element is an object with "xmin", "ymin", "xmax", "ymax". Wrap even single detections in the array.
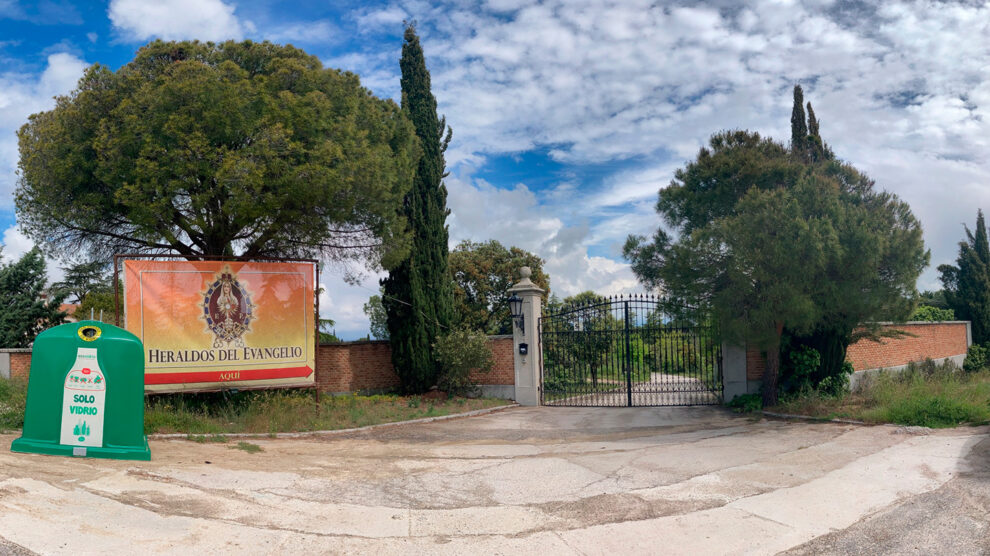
[{"xmin": 0, "ymin": 406, "xmax": 986, "ymax": 554}]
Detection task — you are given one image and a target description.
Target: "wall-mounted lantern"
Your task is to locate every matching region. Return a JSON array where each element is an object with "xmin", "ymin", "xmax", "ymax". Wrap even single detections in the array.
[{"xmin": 508, "ymin": 294, "xmax": 524, "ymax": 334}]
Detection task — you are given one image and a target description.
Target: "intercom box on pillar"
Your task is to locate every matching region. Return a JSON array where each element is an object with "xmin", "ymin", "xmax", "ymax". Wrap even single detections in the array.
[{"xmin": 11, "ymin": 321, "xmax": 151, "ymax": 461}]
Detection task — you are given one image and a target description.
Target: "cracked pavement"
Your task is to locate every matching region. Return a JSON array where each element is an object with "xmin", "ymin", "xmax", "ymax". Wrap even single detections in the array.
[{"xmin": 1, "ymin": 406, "xmax": 987, "ymax": 554}]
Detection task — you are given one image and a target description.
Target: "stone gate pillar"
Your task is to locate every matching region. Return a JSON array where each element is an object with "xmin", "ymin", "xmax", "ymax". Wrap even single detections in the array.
[
  {"xmin": 508, "ymin": 267, "xmax": 544, "ymax": 406},
  {"xmin": 722, "ymin": 342, "xmax": 748, "ymax": 402}
]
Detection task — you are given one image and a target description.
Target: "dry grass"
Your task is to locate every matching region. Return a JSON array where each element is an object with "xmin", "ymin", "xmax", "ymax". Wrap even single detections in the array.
[
  {"xmin": 0, "ymin": 380, "xmax": 509, "ymax": 435},
  {"xmin": 772, "ymin": 361, "xmax": 990, "ymax": 428},
  {"xmin": 144, "ymin": 389, "xmax": 510, "ymax": 435}
]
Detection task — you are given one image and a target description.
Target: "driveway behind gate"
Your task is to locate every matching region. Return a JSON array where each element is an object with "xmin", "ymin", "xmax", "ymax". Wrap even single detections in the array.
[{"xmin": 540, "ymin": 295, "xmax": 724, "ymax": 407}]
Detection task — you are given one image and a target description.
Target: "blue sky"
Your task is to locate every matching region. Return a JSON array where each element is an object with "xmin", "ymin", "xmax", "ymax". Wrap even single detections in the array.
[{"xmin": 2, "ymin": 1, "xmax": 990, "ymax": 339}]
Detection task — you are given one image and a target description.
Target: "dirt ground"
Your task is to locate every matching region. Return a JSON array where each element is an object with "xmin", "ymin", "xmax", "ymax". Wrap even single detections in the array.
[{"xmin": 0, "ymin": 406, "xmax": 986, "ymax": 555}]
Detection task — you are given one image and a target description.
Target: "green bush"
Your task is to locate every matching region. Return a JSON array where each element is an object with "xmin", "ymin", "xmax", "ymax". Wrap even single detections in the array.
[
  {"xmin": 433, "ymin": 328, "xmax": 494, "ymax": 395},
  {"xmin": 818, "ymin": 361, "xmax": 853, "ymax": 397},
  {"xmin": 963, "ymin": 343, "xmax": 989, "ymax": 373},
  {"xmin": 780, "ymin": 344, "xmax": 820, "ymax": 393},
  {"xmin": 910, "ymin": 305, "xmax": 955, "ymax": 322},
  {"xmin": 726, "ymin": 393, "xmax": 762, "ymax": 413}
]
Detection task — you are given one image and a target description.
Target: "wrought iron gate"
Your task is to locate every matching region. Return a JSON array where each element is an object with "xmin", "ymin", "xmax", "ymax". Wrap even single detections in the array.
[{"xmin": 539, "ymin": 295, "xmax": 722, "ymax": 407}]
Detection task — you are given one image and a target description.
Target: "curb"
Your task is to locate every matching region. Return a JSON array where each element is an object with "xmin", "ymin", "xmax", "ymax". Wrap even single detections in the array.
[
  {"xmin": 148, "ymin": 402, "xmax": 520, "ymax": 441},
  {"xmin": 761, "ymin": 410, "xmax": 868, "ymax": 425}
]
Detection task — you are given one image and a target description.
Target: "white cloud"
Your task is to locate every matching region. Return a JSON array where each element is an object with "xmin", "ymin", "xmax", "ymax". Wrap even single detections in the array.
[
  {"xmin": 0, "ymin": 224, "xmax": 32, "ymax": 263},
  {"xmin": 444, "ymin": 171, "xmax": 643, "ymax": 299},
  {"xmin": 317, "ymin": 267, "xmax": 388, "ymax": 340},
  {"xmin": 263, "ymin": 20, "xmax": 337, "ymax": 45},
  {"xmin": 343, "ymin": 0, "xmax": 990, "ymax": 292},
  {"xmin": 37, "ymin": 52, "xmax": 88, "ymax": 96},
  {"xmin": 8, "ymin": 0, "xmax": 990, "ymax": 334},
  {"xmin": 0, "ymin": 224, "xmax": 67, "ymax": 285},
  {"xmin": 355, "ymin": 5, "xmax": 408, "ymax": 32},
  {"xmin": 0, "ymin": 52, "xmax": 88, "ymax": 209},
  {"xmin": 108, "ymin": 0, "xmax": 252, "ymax": 42}
]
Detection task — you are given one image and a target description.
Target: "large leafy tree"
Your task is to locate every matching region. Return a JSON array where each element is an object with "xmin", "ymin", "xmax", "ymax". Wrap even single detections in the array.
[
  {"xmin": 362, "ymin": 288, "xmax": 389, "ymax": 340},
  {"xmin": 51, "ymin": 260, "xmax": 112, "ymax": 304},
  {"xmin": 49, "ymin": 260, "xmax": 122, "ymax": 323},
  {"xmin": 0, "ymin": 248, "xmax": 66, "ymax": 346},
  {"xmin": 625, "ymin": 129, "xmax": 927, "ymax": 404},
  {"xmin": 16, "ymin": 40, "xmax": 418, "ymax": 265},
  {"xmin": 939, "ymin": 210, "xmax": 990, "ymax": 344},
  {"xmin": 382, "ymin": 26, "xmax": 455, "ymax": 393},
  {"xmin": 75, "ymin": 289, "xmax": 120, "ymax": 323},
  {"xmin": 449, "ymin": 240, "xmax": 549, "ymax": 334}
]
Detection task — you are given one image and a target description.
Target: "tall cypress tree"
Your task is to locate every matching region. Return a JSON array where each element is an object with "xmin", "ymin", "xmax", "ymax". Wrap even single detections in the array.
[
  {"xmin": 786, "ymin": 87, "xmax": 871, "ymax": 387},
  {"xmin": 382, "ymin": 25, "xmax": 455, "ymax": 393},
  {"xmin": 805, "ymin": 102, "xmax": 834, "ymax": 163},
  {"xmin": 939, "ymin": 210, "xmax": 990, "ymax": 345},
  {"xmin": 790, "ymin": 85, "xmax": 807, "ymax": 159}
]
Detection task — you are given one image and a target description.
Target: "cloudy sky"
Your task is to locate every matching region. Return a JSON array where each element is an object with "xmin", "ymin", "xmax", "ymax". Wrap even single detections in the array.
[{"xmin": 1, "ymin": 0, "xmax": 989, "ymax": 339}]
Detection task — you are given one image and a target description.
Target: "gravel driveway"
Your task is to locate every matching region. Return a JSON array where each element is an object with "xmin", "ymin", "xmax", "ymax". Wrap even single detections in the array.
[{"xmin": 1, "ymin": 406, "xmax": 986, "ymax": 555}]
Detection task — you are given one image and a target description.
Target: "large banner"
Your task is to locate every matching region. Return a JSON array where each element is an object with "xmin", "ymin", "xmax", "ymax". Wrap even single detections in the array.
[{"xmin": 123, "ymin": 260, "xmax": 316, "ymax": 393}]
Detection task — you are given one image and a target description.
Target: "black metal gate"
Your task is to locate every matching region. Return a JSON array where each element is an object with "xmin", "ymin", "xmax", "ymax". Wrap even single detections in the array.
[{"xmin": 539, "ymin": 295, "xmax": 722, "ymax": 406}]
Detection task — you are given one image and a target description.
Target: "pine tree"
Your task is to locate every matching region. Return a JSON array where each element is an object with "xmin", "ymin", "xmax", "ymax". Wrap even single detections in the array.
[
  {"xmin": 0, "ymin": 247, "xmax": 66, "ymax": 347},
  {"xmin": 939, "ymin": 209, "xmax": 990, "ymax": 345},
  {"xmin": 382, "ymin": 25, "xmax": 455, "ymax": 393},
  {"xmin": 629, "ymin": 91, "xmax": 928, "ymax": 403},
  {"xmin": 790, "ymin": 85, "xmax": 808, "ymax": 159}
]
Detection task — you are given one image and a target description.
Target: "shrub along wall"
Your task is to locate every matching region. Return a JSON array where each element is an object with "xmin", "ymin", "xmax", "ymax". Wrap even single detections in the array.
[
  {"xmin": 3, "ymin": 337, "xmax": 517, "ymax": 396},
  {"xmin": 745, "ymin": 321, "xmax": 971, "ymax": 379}
]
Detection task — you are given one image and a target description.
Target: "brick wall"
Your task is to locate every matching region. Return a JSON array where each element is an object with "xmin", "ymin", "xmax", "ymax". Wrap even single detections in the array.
[
  {"xmin": 745, "ymin": 346, "xmax": 766, "ymax": 380},
  {"xmin": 845, "ymin": 322, "xmax": 969, "ymax": 372},
  {"xmin": 11, "ymin": 352, "xmax": 31, "ymax": 379},
  {"xmin": 745, "ymin": 321, "xmax": 971, "ymax": 379},
  {"xmin": 319, "ymin": 336, "xmax": 516, "ymax": 393},
  {"xmin": 316, "ymin": 340, "xmax": 399, "ymax": 394},
  {"xmin": 470, "ymin": 336, "xmax": 515, "ymax": 385}
]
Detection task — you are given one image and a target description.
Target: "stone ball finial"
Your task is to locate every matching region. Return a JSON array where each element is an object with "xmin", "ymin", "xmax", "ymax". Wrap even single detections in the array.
[{"xmin": 519, "ymin": 266, "xmax": 532, "ymax": 279}]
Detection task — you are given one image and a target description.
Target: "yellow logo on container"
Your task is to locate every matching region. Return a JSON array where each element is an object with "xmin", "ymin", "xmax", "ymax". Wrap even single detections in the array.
[{"xmin": 78, "ymin": 326, "xmax": 102, "ymax": 342}]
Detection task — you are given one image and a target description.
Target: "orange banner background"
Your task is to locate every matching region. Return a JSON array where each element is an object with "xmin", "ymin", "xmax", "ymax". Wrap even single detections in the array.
[{"xmin": 123, "ymin": 260, "xmax": 315, "ymax": 392}]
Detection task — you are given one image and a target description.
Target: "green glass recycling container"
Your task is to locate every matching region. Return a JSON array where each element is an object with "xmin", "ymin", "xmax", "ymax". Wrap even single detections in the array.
[{"xmin": 10, "ymin": 320, "xmax": 150, "ymax": 460}]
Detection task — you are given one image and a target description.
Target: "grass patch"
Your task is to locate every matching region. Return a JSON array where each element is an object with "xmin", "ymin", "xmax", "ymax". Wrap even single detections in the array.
[
  {"xmin": 186, "ymin": 434, "xmax": 229, "ymax": 443},
  {"xmin": 0, "ymin": 378, "xmax": 28, "ymax": 432},
  {"xmin": 230, "ymin": 441, "xmax": 263, "ymax": 453},
  {"xmin": 772, "ymin": 361, "xmax": 990, "ymax": 428}
]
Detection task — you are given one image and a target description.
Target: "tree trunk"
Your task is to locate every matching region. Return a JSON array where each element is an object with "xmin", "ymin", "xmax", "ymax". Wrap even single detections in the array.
[{"xmin": 762, "ymin": 321, "xmax": 784, "ymax": 406}]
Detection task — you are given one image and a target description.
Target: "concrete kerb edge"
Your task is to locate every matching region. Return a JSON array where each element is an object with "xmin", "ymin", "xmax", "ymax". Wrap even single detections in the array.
[
  {"xmin": 761, "ymin": 410, "xmax": 868, "ymax": 426},
  {"xmin": 761, "ymin": 410, "xmax": 959, "ymax": 435},
  {"xmin": 148, "ymin": 402, "xmax": 520, "ymax": 440}
]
